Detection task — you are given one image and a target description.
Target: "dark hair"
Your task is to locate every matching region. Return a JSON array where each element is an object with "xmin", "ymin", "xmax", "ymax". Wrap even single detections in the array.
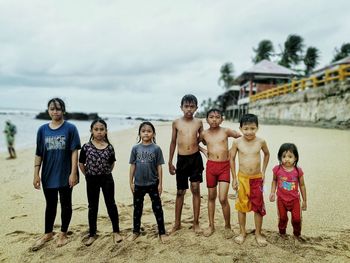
[
  {"xmin": 206, "ymin": 108, "xmax": 223, "ymax": 118},
  {"xmin": 181, "ymin": 94, "xmax": 198, "ymax": 106},
  {"xmin": 277, "ymin": 143, "xmax": 299, "ymax": 169},
  {"xmin": 240, "ymin": 113, "xmax": 258, "ymax": 127},
  {"xmin": 137, "ymin": 121, "xmax": 156, "ymax": 143},
  {"xmin": 47, "ymin": 98, "xmax": 66, "ymax": 113},
  {"xmin": 89, "ymin": 118, "xmax": 111, "ymax": 145}
]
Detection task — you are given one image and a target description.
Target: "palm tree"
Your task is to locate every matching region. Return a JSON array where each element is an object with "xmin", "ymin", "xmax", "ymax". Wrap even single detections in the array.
[
  {"xmin": 332, "ymin": 43, "xmax": 350, "ymax": 62},
  {"xmin": 218, "ymin": 62, "xmax": 234, "ymax": 90},
  {"xmin": 279, "ymin": 34, "xmax": 304, "ymax": 68},
  {"xmin": 304, "ymin": 46, "xmax": 320, "ymax": 75},
  {"xmin": 252, "ymin": 40, "xmax": 274, "ymax": 64}
]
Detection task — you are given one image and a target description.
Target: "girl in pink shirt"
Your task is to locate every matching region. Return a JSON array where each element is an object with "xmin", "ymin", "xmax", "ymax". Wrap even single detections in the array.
[{"xmin": 269, "ymin": 143, "xmax": 307, "ymax": 238}]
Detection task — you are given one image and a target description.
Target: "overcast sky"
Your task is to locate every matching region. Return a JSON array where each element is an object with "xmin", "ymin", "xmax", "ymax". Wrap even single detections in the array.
[{"xmin": 0, "ymin": 0, "xmax": 349, "ymax": 116}]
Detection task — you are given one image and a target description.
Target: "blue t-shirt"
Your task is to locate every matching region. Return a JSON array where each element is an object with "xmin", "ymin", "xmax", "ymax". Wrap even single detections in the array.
[
  {"xmin": 36, "ymin": 121, "xmax": 81, "ymax": 188},
  {"xmin": 129, "ymin": 143, "xmax": 164, "ymax": 186}
]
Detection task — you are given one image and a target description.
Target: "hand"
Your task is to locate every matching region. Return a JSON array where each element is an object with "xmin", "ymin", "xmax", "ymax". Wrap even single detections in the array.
[
  {"xmin": 130, "ymin": 183, "xmax": 135, "ymax": 194},
  {"xmin": 69, "ymin": 173, "xmax": 78, "ymax": 188},
  {"xmin": 302, "ymin": 201, "xmax": 307, "ymax": 211},
  {"xmin": 269, "ymin": 193, "xmax": 276, "ymax": 202},
  {"xmin": 158, "ymin": 185, "xmax": 163, "ymax": 196},
  {"xmin": 168, "ymin": 163, "xmax": 176, "ymax": 175},
  {"xmin": 233, "ymin": 130, "xmax": 241, "ymax": 138},
  {"xmin": 232, "ymin": 179, "xmax": 238, "ymax": 191},
  {"xmin": 33, "ymin": 175, "xmax": 41, "ymax": 190}
]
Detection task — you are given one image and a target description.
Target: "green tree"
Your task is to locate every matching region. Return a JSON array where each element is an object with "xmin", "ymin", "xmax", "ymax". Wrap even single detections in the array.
[
  {"xmin": 304, "ymin": 46, "xmax": 320, "ymax": 75},
  {"xmin": 332, "ymin": 43, "xmax": 350, "ymax": 62},
  {"xmin": 218, "ymin": 62, "xmax": 234, "ymax": 89},
  {"xmin": 279, "ymin": 34, "xmax": 304, "ymax": 68},
  {"xmin": 252, "ymin": 40, "xmax": 274, "ymax": 64}
]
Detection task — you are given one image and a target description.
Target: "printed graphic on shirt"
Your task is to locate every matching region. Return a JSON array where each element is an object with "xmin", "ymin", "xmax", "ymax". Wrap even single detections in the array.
[
  {"xmin": 279, "ymin": 176, "xmax": 296, "ymax": 191},
  {"xmin": 136, "ymin": 151, "xmax": 156, "ymax": 163},
  {"xmin": 45, "ymin": 135, "xmax": 66, "ymax": 150}
]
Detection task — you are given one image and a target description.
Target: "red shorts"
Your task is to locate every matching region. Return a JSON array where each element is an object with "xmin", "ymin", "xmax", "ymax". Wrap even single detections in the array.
[{"xmin": 206, "ymin": 160, "xmax": 230, "ymax": 188}]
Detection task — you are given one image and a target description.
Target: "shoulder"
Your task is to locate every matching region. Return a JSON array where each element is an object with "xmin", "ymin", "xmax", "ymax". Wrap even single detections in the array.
[
  {"xmin": 296, "ymin": 166, "xmax": 304, "ymax": 176},
  {"xmin": 272, "ymin": 165, "xmax": 280, "ymax": 174},
  {"xmin": 65, "ymin": 121, "xmax": 78, "ymax": 130}
]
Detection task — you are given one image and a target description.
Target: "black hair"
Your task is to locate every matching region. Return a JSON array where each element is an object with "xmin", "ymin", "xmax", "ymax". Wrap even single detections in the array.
[
  {"xmin": 89, "ymin": 118, "xmax": 111, "ymax": 145},
  {"xmin": 181, "ymin": 94, "xmax": 198, "ymax": 106},
  {"xmin": 137, "ymin": 121, "xmax": 156, "ymax": 144},
  {"xmin": 47, "ymin": 98, "xmax": 66, "ymax": 113},
  {"xmin": 240, "ymin": 113, "xmax": 258, "ymax": 127},
  {"xmin": 206, "ymin": 108, "xmax": 223, "ymax": 118},
  {"xmin": 277, "ymin": 143, "xmax": 300, "ymax": 173}
]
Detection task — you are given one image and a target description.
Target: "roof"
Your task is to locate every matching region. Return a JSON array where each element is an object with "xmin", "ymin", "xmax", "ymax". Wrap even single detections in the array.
[
  {"xmin": 236, "ymin": 60, "xmax": 298, "ymax": 83},
  {"xmin": 312, "ymin": 55, "xmax": 350, "ymax": 75}
]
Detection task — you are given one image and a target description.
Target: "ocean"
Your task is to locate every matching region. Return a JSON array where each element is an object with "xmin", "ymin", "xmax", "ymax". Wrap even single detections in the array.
[{"xmin": 0, "ymin": 110, "xmax": 174, "ymax": 153}]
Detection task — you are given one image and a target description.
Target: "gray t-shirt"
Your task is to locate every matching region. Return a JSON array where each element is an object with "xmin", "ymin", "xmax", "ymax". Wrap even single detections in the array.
[{"xmin": 129, "ymin": 143, "xmax": 165, "ymax": 186}]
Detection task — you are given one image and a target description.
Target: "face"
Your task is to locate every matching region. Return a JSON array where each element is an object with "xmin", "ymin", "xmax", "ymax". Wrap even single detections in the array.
[
  {"xmin": 239, "ymin": 122, "xmax": 258, "ymax": 140},
  {"xmin": 91, "ymin": 122, "xmax": 107, "ymax": 141},
  {"xmin": 281, "ymin": 150, "xmax": 296, "ymax": 168},
  {"xmin": 140, "ymin": 124, "xmax": 154, "ymax": 143},
  {"xmin": 48, "ymin": 102, "xmax": 64, "ymax": 121},
  {"xmin": 180, "ymin": 102, "xmax": 198, "ymax": 118},
  {"xmin": 207, "ymin": 111, "xmax": 223, "ymax": 128}
]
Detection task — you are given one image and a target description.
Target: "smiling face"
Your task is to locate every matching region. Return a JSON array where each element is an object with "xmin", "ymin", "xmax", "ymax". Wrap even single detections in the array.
[
  {"xmin": 239, "ymin": 122, "xmax": 258, "ymax": 141},
  {"xmin": 48, "ymin": 101, "xmax": 64, "ymax": 122},
  {"xmin": 206, "ymin": 111, "xmax": 223, "ymax": 128},
  {"xmin": 281, "ymin": 150, "xmax": 297, "ymax": 168},
  {"xmin": 180, "ymin": 101, "xmax": 198, "ymax": 119},
  {"xmin": 139, "ymin": 124, "xmax": 155, "ymax": 144},
  {"xmin": 91, "ymin": 121, "xmax": 107, "ymax": 141}
]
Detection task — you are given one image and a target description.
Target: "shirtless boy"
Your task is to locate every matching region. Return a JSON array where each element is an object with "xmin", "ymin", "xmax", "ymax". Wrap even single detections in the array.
[
  {"xmin": 230, "ymin": 114, "xmax": 270, "ymax": 246},
  {"xmin": 169, "ymin": 94, "xmax": 204, "ymax": 233},
  {"xmin": 200, "ymin": 109, "xmax": 241, "ymax": 238}
]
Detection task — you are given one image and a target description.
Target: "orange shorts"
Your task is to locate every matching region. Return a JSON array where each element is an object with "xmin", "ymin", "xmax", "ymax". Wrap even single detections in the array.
[{"xmin": 206, "ymin": 160, "xmax": 230, "ymax": 188}]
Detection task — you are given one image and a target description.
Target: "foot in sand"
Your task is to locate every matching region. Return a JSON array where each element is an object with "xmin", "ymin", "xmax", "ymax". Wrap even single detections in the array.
[
  {"xmin": 223, "ymin": 228, "xmax": 234, "ymax": 239},
  {"xmin": 234, "ymin": 234, "xmax": 246, "ymax": 245},
  {"xmin": 113, "ymin": 233, "xmax": 123, "ymax": 244},
  {"xmin": 57, "ymin": 232, "xmax": 69, "ymax": 247},
  {"xmin": 203, "ymin": 226, "xmax": 215, "ymax": 237},
  {"xmin": 31, "ymin": 233, "xmax": 53, "ymax": 251},
  {"xmin": 255, "ymin": 235, "xmax": 267, "ymax": 247},
  {"xmin": 159, "ymin": 234, "xmax": 170, "ymax": 244},
  {"xmin": 127, "ymin": 233, "xmax": 140, "ymax": 242},
  {"xmin": 193, "ymin": 224, "xmax": 202, "ymax": 234},
  {"xmin": 169, "ymin": 225, "xmax": 181, "ymax": 235},
  {"xmin": 84, "ymin": 236, "xmax": 97, "ymax": 246}
]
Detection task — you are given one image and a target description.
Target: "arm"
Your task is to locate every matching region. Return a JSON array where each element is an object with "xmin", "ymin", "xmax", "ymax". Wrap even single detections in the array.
[
  {"xmin": 261, "ymin": 140, "xmax": 270, "ymax": 184},
  {"xmin": 157, "ymin": 165, "xmax": 163, "ymax": 196},
  {"xmin": 129, "ymin": 164, "xmax": 136, "ymax": 193},
  {"xmin": 229, "ymin": 142, "xmax": 238, "ymax": 191},
  {"xmin": 226, "ymin": 128, "xmax": 241, "ymax": 139},
  {"xmin": 78, "ymin": 162, "xmax": 86, "ymax": 176},
  {"xmin": 168, "ymin": 121, "xmax": 177, "ymax": 175},
  {"xmin": 69, "ymin": 149, "xmax": 79, "ymax": 188},
  {"xmin": 299, "ymin": 176, "xmax": 307, "ymax": 210},
  {"xmin": 269, "ymin": 173, "xmax": 277, "ymax": 202},
  {"xmin": 33, "ymin": 155, "xmax": 42, "ymax": 189}
]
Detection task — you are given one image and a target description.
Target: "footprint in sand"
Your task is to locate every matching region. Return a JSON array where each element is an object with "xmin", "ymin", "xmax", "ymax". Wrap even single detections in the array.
[
  {"xmin": 10, "ymin": 214, "xmax": 28, "ymax": 219},
  {"xmin": 11, "ymin": 194, "xmax": 24, "ymax": 201},
  {"xmin": 73, "ymin": 205, "xmax": 87, "ymax": 211}
]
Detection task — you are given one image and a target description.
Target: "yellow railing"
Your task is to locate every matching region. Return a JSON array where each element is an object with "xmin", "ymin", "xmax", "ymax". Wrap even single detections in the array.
[{"xmin": 250, "ymin": 64, "xmax": 350, "ymax": 102}]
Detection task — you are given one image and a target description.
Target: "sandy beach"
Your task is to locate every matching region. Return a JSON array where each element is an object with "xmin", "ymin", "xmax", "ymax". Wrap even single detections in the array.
[{"xmin": 1, "ymin": 121, "xmax": 349, "ymax": 262}]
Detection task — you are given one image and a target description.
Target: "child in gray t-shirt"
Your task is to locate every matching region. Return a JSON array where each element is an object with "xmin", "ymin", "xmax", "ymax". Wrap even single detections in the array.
[{"xmin": 128, "ymin": 122, "xmax": 169, "ymax": 243}]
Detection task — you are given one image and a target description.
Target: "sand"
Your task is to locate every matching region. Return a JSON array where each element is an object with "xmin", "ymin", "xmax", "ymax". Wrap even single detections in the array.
[{"xmin": 0, "ymin": 121, "xmax": 350, "ymax": 262}]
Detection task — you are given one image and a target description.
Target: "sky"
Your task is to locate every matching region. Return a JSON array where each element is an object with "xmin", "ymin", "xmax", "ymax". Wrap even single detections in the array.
[{"xmin": 0, "ymin": 0, "xmax": 349, "ymax": 117}]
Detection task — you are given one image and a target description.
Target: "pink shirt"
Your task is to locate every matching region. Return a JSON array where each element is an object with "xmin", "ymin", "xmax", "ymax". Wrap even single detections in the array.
[{"xmin": 272, "ymin": 165, "xmax": 304, "ymax": 202}]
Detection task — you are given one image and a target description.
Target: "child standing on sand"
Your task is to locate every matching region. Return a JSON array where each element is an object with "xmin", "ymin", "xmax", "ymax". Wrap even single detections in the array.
[
  {"xmin": 168, "ymin": 94, "xmax": 204, "ymax": 234},
  {"xmin": 79, "ymin": 119, "xmax": 122, "ymax": 246},
  {"xmin": 128, "ymin": 121, "xmax": 169, "ymax": 243},
  {"xmin": 230, "ymin": 114, "xmax": 270, "ymax": 246},
  {"xmin": 32, "ymin": 98, "xmax": 81, "ymax": 251},
  {"xmin": 269, "ymin": 143, "xmax": 307, "ymax": 239},
  {"xmin": 200, "ymin": 109, "xmax": 241, "ymax": 238}
]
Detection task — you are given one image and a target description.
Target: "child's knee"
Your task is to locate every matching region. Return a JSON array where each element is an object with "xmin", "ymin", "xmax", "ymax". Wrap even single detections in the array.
[{"xmin": 176, "ymin": 189, "xmax": 186, "ymax": 197}]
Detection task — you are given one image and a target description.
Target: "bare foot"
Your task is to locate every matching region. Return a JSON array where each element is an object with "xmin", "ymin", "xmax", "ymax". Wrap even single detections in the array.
[
  {"xmin": 113, "ymin": 233, "xmax": 123, "ymax": 244},
  {"xmin": 31, "ymin": 233, "xmax": 53, "ymax": 251},
  {"xmin": 159, "ymin": 234, "xmax": 170, "ymax": 244},
  {"xmin": 127, "ymin": 233, "xmax": 140, "ymax": 242},
  {"xmin": 193, "ymin": 224, "xmax": 202, "ymax": 234},
  {"xmin": 255, "ymin": 235, "xmax": 267, "ymax": 247},
  {"xmin": 84, "ymin": 236, "xmax": 97, "ymax": 246},
  {"xmin": 57, "ymin": 232, "xmax": 69, "ymax": 247},
  {"xmin": 223, "ymin": 228, "xmax": 234, "ymax": 239},
  {"xmin": 279, "ymin": 233, "xmax": 288, "ymax": 240},
  {"xmin": 203, "ymin": 226, "xmax": 215, "ymax": 237},
  {"xmin": 234, "ymin": 234, "xmax": 246, "ymax": 245},
  {"xmin": 169, "ymin": 225, "xmax": 181, "ymax": 235}
]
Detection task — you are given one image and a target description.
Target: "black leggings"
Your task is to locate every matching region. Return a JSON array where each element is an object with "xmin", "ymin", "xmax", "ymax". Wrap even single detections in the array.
[
  {"xmin": 86, "ymin": 175, "xmax": 120, "ymax": 237},
  {"xmin": 133, "ymin": 184, "xmax": 165, "ymax": 236},
  {"xmin": 43, "ymin": 186, "xmax": 72, "ymax": 233}
]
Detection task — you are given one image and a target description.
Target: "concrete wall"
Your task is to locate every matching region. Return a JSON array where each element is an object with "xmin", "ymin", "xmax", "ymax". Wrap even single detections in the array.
[{"xmin": 249, "ymin": 80, "xmax": 350, "ymax": 129}]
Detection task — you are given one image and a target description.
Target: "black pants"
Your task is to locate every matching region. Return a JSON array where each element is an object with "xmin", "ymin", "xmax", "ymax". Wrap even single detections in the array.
[
  {"xmin": 86, "ymin": 175, "xmax": 120, "ymax": 237},
  {"xmin": 133, "ymin": 184, "xmax": 165, "ymax": 236},
  {"xmin": 43, "ymin": 186, "xmax": 72, "ymax": 233}
]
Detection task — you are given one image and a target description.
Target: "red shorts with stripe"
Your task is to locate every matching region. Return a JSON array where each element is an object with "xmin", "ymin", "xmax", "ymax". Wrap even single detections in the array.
[{"xmin": 206, "ymin": 160, "xmax": 230, "ymax": 188}]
